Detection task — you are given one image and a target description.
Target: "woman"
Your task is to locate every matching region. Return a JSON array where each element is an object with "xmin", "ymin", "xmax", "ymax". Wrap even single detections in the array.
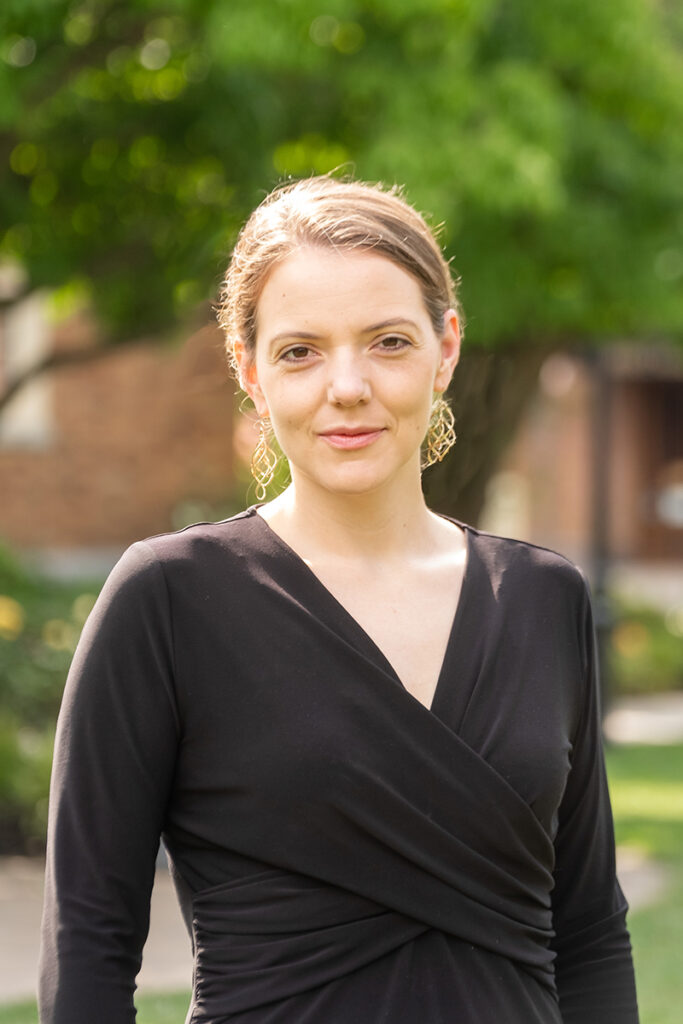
[{"xmin": 39, "ymin": 176, "xmax": 639, "ymax": 1023}]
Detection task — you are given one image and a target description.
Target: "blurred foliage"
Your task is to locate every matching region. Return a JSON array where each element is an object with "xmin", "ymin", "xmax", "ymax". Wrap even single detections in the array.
[
  {"xmin": 0, "ymin": 544, "xmax": 97, "ymax": 724},
  {"xmin": 609, "ymin": 598, "xmax": 683, "ymax": 694},
  {"xmin": 0, "ymin": 712, "xmax": 53, "ymax": 853},
  {"xmin": 0, "ymin": 543, "xmax": 101, "ymax": 851},
  {"xmin": 2, "ymin": 0, "xmax": 682, "ymax": 523},
  {"xmin": 0, "ymin": 0, "xmax": 682, "ymax": 349}
]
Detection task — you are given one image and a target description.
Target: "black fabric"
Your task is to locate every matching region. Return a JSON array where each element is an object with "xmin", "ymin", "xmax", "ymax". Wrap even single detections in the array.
[{"xmin": 38, "ymin": 509, "xmax": 639, "ymax": 1023}]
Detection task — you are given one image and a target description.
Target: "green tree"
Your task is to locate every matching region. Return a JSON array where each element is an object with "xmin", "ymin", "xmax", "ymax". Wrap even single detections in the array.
[{"xmin": 1, "ymin": 0, "xmax": 682, "ymax": 518}]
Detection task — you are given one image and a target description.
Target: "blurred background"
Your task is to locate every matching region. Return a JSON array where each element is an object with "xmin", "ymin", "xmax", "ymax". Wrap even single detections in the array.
[{"xmin": 0, "ymin": 1, "xmax": 681, "ymax": 1020}]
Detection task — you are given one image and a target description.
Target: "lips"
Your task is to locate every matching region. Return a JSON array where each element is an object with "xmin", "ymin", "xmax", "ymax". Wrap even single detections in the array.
[{"xmin": 319, "ymin": 427, "xmax": 385, "ymax": 451}]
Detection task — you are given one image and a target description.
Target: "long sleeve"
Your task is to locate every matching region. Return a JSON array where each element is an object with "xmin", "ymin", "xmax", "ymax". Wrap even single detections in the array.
[
  {"xmin": 550, "ymin": 578, "xmax": 639, "ymax": 1023},
  {"xmin": 38, "ymin": 541, "xmax": 180, "ymax": 1024}
]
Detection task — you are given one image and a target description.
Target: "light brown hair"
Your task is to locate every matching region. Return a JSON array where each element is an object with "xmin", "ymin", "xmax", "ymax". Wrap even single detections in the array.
[{"xmin": 217, "ymin": 175, "xmax": 463, "ymax": 376}]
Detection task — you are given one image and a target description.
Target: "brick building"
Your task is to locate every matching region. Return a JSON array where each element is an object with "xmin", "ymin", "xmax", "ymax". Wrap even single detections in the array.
[
  {"xmin": 0, "ymin": 295, "xmax": 239, "ymax": 577},
  {"xmin": 480, "ymin": 345, "xmax": 683, "ymax": 606}
]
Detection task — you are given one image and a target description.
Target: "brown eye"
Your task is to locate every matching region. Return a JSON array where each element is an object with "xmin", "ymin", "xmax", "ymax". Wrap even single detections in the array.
[
  {"xmin": 282, "ymin": 345, "xmax": 312, "ymax": 362},
  {"xmin": 378, "ymin": 335, "xmax": 410, "ymax": 351}
]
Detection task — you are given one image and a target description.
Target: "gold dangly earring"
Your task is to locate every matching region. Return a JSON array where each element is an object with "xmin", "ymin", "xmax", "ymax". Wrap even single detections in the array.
[
  {"xmin": 423, "ymin": 395, "xmax": 456, "ymax": 469},
  {"xmin": 251, "ymin": 417, "xmax": 279, "ymax": 501}
]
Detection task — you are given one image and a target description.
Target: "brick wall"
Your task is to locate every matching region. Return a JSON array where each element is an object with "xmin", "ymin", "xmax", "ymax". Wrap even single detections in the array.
[
  {"xmin": 0, "ymin": 317, "xmax": 238, "ymax": 552},
  {"xmin": 482, "ymin": 352, "xmax": 683, "ymax": 563}
]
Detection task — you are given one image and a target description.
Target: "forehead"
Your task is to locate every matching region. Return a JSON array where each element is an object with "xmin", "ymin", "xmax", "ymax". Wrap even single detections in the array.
[{"xmin": 255, "ymin": 247, "xmax": 430, "ymax": 335}]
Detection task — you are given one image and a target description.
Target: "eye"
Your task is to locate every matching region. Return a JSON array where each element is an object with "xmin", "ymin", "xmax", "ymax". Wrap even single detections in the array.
[
  {"xmin": 280, "ymin": 344, "xmax": 314, "ymax": 363},
  {"xmin": 376, "ymin": 335, "xmax": 411, "ymax": 352}
]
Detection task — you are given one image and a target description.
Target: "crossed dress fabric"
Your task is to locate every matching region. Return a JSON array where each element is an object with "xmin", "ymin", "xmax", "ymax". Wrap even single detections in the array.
[{"xmin": 39, "ymin": 508, "xmax": 639, "ymax": 1023}]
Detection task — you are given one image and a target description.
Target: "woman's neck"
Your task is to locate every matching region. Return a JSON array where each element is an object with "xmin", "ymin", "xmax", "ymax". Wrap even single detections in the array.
[{"xmin": 257, "ymin": 474, "xmax": 442, "ymax": 565}]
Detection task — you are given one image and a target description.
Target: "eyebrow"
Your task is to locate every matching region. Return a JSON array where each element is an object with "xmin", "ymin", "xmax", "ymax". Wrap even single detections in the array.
[
  {"xmin": 267, "ymin": 317, "xmax": 421, "ymax": 345},
  {"xmin": 364, "ymin": 317, "xmax": 421, "ymax": 333}
]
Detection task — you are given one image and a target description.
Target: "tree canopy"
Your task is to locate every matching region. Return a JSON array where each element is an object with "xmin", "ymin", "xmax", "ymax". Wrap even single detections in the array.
[
  {"xmin": 1, "ymin": 0, "xmax": 682, "ymax": 520},
  {"xmin": 2, "ymin": 0, "xmax": 682, "ymax": 347}
]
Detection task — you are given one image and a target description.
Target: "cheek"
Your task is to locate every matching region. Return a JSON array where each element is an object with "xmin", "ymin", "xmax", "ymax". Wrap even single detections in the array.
[
  {"xmin": 395, "ymin": 379, "xmax": 435, "ymax": 442},
  {"xmin": 263, "ymin": 380, "xmax": 316, "ymax": 434},
  {"xmin": 389, "ymin": 371, "xmax": 434, "ymax": 418}
]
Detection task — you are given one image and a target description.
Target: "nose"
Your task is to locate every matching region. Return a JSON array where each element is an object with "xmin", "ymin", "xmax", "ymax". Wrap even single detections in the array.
[{"xmin": 326, "ymin": 351, "xmax": 371, "ymax": 406}]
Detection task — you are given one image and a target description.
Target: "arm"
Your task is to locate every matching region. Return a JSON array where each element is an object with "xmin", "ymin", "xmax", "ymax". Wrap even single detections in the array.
[
  {"xmin": 550, "ymin": 578, "xmax": 639, "ymax": 1023},
  {"xmin": 38, "ymin": 541, "xmax": 180, "ymax": 1024}
]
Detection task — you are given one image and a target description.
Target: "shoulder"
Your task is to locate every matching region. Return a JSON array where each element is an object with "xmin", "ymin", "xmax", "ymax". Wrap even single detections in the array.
[
  {"xmin": 471, "ymin": 523, "xmax": 586, "ymax": 580},
  {"xmin": 119, "ymin": 508, "xmax": 260, "ymax": 570},
  {"xmin": 454, "ymin": 520, "xmax": 590, "ymax": 610},
  {"xmin": 102, "ymin": 509, "xmax": 262, "ymax": 599}
]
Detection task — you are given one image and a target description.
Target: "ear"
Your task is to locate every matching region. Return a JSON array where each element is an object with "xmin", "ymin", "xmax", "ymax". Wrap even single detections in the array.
[
  {"xmin": 234, "ymin": 340, "xmax": 269, "ymax": 418},
  {"xmin": 434, "ymin": 309, "xmax": 461, "ymax": 392}
]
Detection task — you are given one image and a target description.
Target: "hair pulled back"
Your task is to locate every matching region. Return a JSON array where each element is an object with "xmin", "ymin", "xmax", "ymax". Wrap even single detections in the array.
[{"xmin": 217, "ymin": 175, "xmax": 463, "ymax": 377}]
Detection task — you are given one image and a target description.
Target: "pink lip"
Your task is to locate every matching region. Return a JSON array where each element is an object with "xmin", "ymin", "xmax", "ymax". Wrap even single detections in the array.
[{"xmin": 319, "ymin": 428, "xmax": 385, "ymax": 450}]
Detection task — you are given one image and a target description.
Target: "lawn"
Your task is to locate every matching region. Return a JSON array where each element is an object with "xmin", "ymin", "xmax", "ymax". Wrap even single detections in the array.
[
  {"xmin": 2, "ymin": 743, "xmax": 681, "ymax": 1024},
  {"xmin": 0, "ymin": 990, "xmax": 191, "ymax": 1024},
  {"xmin": 606, "ymin": 743, "xmax": 683, "ymax": 1024}
]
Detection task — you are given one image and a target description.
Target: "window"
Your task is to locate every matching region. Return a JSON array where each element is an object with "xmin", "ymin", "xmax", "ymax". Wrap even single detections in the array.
[{"xmin": 0, "ymin": 291, "xmax": 54, "ymax": 448}]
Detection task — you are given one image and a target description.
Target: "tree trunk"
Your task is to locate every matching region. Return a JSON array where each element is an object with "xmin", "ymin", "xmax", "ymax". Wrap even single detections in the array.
[{"xmin": 424, "ymin": 346, "xmax": 549, "ymax": 525}]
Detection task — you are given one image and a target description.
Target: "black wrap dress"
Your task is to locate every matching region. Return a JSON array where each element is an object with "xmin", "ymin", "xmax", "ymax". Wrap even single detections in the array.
[{"xmin": 39, "ymin": 508, "xmax": 639, "ymax": 1023}]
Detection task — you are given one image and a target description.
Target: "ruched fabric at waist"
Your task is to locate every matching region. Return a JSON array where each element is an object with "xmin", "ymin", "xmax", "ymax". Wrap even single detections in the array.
[
  {"xmin": 186, "ymin": 865, "xmax": 555, "ymax": 1023},
  {"xmin": 188, "ymin": 867, "xmax": 426, "ymax": 1020}
]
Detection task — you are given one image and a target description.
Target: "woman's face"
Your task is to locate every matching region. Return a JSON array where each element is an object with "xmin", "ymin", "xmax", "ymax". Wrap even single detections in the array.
[{"xmin": 240, "ymin": 246, "xmax": 460, "ymax": 498}]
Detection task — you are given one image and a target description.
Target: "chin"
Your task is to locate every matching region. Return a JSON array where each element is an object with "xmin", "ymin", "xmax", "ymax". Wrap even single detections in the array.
[
  {"xmin": 311, "ymin": 462, "xmax": 408, "ymax": 497},
  {"xmin": 289, "ymin": 446, "xmax": 420, "ymax": 497}
]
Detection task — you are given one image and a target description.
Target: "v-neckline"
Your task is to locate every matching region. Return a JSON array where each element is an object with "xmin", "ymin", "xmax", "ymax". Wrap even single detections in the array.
[{"xmin": 248, "ymin": 506, "xmax": 473, "ymax": 715}]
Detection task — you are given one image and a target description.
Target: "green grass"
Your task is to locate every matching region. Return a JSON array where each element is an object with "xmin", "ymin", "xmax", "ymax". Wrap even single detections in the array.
[
  {"xmin": 0, "ymin": 990, "xmax": 191, "ymax": 1024},
  {"xmin": 135, "ymin": 992, "xmax": 191, "ymax": 1023},
  {"xmin": 606, "ymin": 743, "xmax": 683, "ymax": 1024},
  {"xmin": 0, "ymin": 1003, "xmax": 36, "ymax": 1024},
  {"xmin": 2, "ymin": 744, "xmax": 682, "ymax": 1023}
]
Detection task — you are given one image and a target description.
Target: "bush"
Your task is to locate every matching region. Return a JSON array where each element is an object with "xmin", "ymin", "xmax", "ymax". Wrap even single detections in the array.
[
  {"xmin": 609, "ymin": 598, "xmax": 683, "ymax": 695},
  {"xmin": 0, "ymin": 712, "xmax": 54, "ymax": 853},
  {"xmin": 0, "ymin": 543, "xmax": 103, "ymax": 852}
]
